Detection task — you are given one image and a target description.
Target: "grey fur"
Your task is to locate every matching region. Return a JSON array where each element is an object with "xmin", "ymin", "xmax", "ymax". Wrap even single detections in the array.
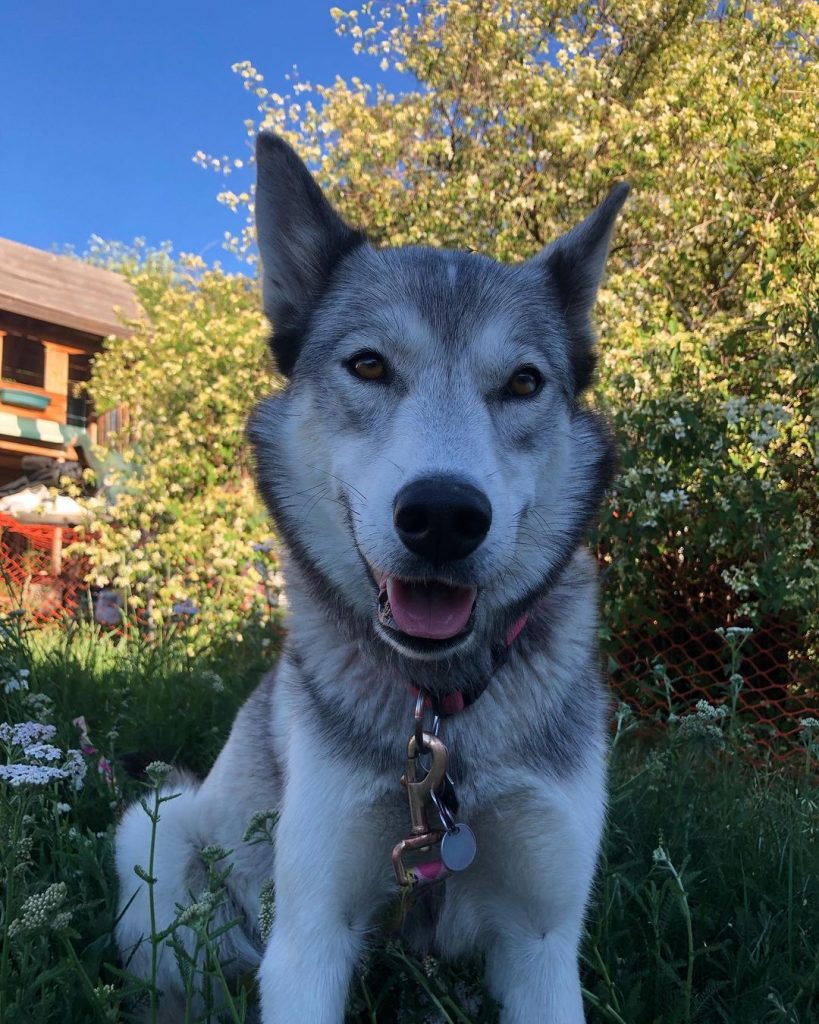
[{"xmin": 115, "ymin": 131, "xmax": 628, "ymax": 1024}]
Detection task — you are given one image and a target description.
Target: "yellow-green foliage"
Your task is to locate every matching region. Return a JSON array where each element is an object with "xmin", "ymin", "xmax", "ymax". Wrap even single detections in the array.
[
  {"xmin": 81, "ymin": 2, "xmax": 818, "ymax": 637},
  {"xmin": 204, "ymin": 0, "xmax": 817, "ymax": 630},
  {"xmin": 73, "ymin": 244, "xmax": 280, "ymax": 637}
]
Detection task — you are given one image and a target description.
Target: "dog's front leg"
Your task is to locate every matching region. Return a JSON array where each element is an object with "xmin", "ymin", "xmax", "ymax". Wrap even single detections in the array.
[
  {"xmin": 484, "ymin": 775, "xmax": 604, "ymax": 1024},
  {"xmin": 258, "ymin": 723, "xmax": 391, "ymax": 1024},
  {"xmin": 484, "ymin": 923, "xmax": 586, "ymax": 1024},
  {"xmin": 442, "ymin": 770, "xmax": 604, "ymax": 1024}
]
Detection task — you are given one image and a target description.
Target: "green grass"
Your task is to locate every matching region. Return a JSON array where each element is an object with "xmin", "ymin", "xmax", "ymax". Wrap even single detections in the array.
[{"xmin": 0, "ymin": 614, "xmax": 816, "ymax": 1023}]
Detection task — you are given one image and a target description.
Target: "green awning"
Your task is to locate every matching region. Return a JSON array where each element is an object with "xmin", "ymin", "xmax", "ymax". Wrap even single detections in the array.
[
  {"xmin": 0, "ymin": 410, "xmax": 77, "ymax": 447},
  {"xmin": 0, "ymin": 411, "xmax": 121, "ymax": 486}
]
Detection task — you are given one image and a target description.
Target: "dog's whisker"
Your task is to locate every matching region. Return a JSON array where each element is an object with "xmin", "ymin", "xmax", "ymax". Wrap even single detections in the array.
[{"xmin": 300, "ymin": 461, "xmax": 368, "ymax": 503}]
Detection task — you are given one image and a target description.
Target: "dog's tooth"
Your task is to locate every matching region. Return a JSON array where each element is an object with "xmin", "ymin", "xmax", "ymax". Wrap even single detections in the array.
[{"xmin": 378, "ymin": 595, "xmax": 395, "ymax": 629}]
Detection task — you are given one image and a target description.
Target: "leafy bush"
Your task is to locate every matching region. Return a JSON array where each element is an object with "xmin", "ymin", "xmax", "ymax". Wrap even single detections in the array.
[
  {"xmin": 198, "ymin": 0, "xmax": 818, "ymax": 641},
  {"xmin": 71, "ymin": 4, "xmax": 818, "ymax": 649},
  {"xmin": 71, "ymin": 243, "xmax": 283, "ymax": 640}
]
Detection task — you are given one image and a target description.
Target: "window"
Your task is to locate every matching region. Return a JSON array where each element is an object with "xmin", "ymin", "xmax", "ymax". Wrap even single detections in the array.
[
  {"xmin": 1, "ymin": 334, "xmax": 45, "ymax": 388},
  {"xmin": 67, "ymin": 354, "xmax": 93, "ymax": 427}
]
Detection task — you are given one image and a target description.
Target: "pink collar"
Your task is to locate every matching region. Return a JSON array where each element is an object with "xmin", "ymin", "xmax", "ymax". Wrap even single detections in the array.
[
  {"xmin": 410, "ymin": 611, "xmax": 529, "ymax": 716},
  {"xmin": 505, "ymin": 611, "xmax": 529, "ymax": 647}
]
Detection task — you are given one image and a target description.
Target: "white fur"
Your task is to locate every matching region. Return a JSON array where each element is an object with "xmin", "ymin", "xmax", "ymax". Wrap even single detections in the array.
[
  {"xmin": 114, "ymin": 134, "xmax": 627, "ymax": 1022},
  {"xmin": 115, "ymin": 557, "xmax": 605, "ymax": 1023}
]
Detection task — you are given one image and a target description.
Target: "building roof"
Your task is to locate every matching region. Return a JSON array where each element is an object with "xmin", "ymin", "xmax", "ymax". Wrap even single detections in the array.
[{"xmin": 0, "ymin": 237, "xmax": 139, "ymax": 340}]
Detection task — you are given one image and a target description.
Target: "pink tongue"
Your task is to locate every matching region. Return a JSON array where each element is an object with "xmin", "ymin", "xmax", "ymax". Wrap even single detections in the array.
[{"xmin": 385, "ymin": 577, "xmax": 476, "ymax": 640}]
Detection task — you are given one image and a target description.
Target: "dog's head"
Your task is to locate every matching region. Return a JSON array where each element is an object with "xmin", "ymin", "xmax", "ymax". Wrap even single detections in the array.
[{"xmin": 249, "ymin": 133, "xmax": 627, "ymax": 688}]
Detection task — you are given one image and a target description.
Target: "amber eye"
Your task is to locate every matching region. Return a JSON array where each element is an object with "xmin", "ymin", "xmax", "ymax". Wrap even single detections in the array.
[
  {"xmin": 505, "ymin": 366, "xmax": 543, "ymax": 398},
  {"xmin": 346, "ymin": 351, "xmax": 387, "ymax": 381}
]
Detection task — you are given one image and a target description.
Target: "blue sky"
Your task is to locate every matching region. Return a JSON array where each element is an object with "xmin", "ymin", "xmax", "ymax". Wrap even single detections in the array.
[{"xmin": 0, "ymin": 1, "xmax": 403, "ymax": 267}]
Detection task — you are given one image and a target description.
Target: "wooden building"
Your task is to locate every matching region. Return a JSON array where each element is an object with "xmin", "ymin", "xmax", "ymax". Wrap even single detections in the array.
[{"xmin": 0, "ymin": 237, "xmax": 138, "ymax": 489}]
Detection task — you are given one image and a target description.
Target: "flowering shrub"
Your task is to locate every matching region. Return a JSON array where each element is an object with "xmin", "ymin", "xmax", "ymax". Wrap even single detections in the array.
[
  {"xmin": 196, "ymin": 0, "xmax": 817, "ymax": 644},
  {"xmin": 70, "ymin": 244, "xmax": 283, "ymax": 638}
]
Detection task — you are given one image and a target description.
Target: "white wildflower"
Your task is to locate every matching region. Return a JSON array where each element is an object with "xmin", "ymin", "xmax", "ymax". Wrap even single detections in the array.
[
  {"xmin": 175, "ymin": 891, "xmax": 217, "ymax": 927},
  {"xmin": 23, "ymin": 692, "xmax": 53, "ymax": 719},
  {"xmin": 23, "ymin": 743, "xmax": 63, "ymax": 762},
  {"xmin": 0, "ymin": 763, "xmax": 68, "ymax": 787},
  {"xmin": 715, "ymin": 624, "xmax": 754, "ymax": 642},
  {"xmin": 693, "ymin": 699, "xmax": 728, "ymax": 720},
  {"xmin": 200, "ymin": 670, "xmax": 225, "ymax": 693},
  {"xmin": 63, "ymin": 749, "xmax": 88, "ymax": 790},
  {"xmin": 677, "ymin": 700, "xmax": 727, "ymax": 742},
  {"xmin": 200, "ymin": 844, "xmax": 229, "ymax": 864},
  {"xmin": 145, "ymin": 760, "xmax": 173, "ymax": 783},
  {"xmin": 8, "ymin": 882, "xmax": 71, "ymax": 938},
  {"xmin": 0, "ymin": 722, "xmax": 86, "ymax": 790},
  {"xmin": 3, "ymin": 672, "xmax": 30, "ymax": 694},
  {"xmin": 668, "ymin": 413, "xmax": 686, "ymax": 439},
  {"xmin": 0, "ymin": 721, "xmax": 57, "ymax": 748}
]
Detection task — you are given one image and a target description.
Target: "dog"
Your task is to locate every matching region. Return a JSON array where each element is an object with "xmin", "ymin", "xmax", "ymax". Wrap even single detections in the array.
[{"xmin": 115, "ymin": 131, "xmax": 628, "ymax": 1023}]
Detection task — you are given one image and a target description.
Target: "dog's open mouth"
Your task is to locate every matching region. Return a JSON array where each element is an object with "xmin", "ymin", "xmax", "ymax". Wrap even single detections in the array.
[{"xmin": 378, "ymin": 576, "xmax": 477, "ymax": 642}]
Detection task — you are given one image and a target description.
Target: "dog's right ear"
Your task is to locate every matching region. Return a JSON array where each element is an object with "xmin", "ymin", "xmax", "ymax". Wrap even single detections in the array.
[{"xmin": 255, "ymin": 132, "xmax": 366, "ymax": 375}]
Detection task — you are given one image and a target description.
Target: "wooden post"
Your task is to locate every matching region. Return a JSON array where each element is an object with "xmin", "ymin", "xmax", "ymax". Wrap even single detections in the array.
[
  {"xmin": 51, "ymin": 526, "xmax": 63, "ymax": 576},
  {"xmin": 44, "ymin": 344, "xmax": 69, "ymax": 393}
]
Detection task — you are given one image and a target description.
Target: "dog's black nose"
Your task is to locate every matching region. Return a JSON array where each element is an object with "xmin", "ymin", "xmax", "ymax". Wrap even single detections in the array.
[{"xmin": 393, "ymin": 476, "xmax": 492, "ymax": 563}]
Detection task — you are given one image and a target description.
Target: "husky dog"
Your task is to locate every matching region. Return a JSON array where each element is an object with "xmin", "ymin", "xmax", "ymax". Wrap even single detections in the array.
[{"xmin": 115, "ymin": 132, "xmax": 628, "ymax": 1024}]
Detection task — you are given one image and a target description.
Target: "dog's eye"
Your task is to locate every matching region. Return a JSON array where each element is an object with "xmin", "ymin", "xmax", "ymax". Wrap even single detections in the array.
[
  {"xmin": 346, "ymin": 351, "xmax": 387, "ymax": 382},
  {"xmin": 505, "ymin": 366, "xmax": 543, "ymax": 398}
]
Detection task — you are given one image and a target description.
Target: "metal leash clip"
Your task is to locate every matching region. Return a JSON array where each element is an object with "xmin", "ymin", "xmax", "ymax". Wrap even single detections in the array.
[
  {"xmin": 392, "ymin": 691, "xmax": 478, "ymax": 887},
  {"xmin": 391, "ymin": 727, "xmax": 448, "ymax": 887}
]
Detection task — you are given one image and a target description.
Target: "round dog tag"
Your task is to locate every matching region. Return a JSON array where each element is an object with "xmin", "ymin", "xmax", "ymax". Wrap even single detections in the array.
[{"xmin": 440, "ymin": 824, "xmax": 477, "ymax": 872}]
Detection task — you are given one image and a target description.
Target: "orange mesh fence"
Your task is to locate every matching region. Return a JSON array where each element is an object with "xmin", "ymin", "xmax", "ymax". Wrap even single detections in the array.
[
  {"xmin": 602, "ymin": 553, "xmax": 818, "ymax": 764},
  {"xmin": 1, "ymin": 512, "xmax": 816, "ymax": 762},
  {"xmin": 0, "ymin": 514, "xmax": 91, "ymax": 624}
]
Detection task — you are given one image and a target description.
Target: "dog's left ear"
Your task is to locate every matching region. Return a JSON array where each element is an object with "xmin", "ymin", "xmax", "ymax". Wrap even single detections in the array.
[{"xmin": 533, "ymin": 182, "xmax": 629, "ymax": 394}]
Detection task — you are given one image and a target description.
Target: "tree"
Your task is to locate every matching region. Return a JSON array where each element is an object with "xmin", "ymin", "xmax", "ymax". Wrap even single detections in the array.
[{"xmin": 202, "ymin": 0, "xmax": 818, "ymax": 639}]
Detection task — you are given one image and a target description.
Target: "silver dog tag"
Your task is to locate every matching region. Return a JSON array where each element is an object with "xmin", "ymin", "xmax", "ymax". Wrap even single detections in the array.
[{"xmin": 440, "ymin": 824, "xmax": 477, "ymax": 872}]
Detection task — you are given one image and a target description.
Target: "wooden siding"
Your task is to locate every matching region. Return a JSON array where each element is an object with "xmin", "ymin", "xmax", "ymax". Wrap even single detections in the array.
[
  {"xmin": 0, "ymin": 331, "xmax": 85, "ymax": 427},
  {"xmin": 0, "ymin": 237, "xmax": 139, "ymax": 339}
]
